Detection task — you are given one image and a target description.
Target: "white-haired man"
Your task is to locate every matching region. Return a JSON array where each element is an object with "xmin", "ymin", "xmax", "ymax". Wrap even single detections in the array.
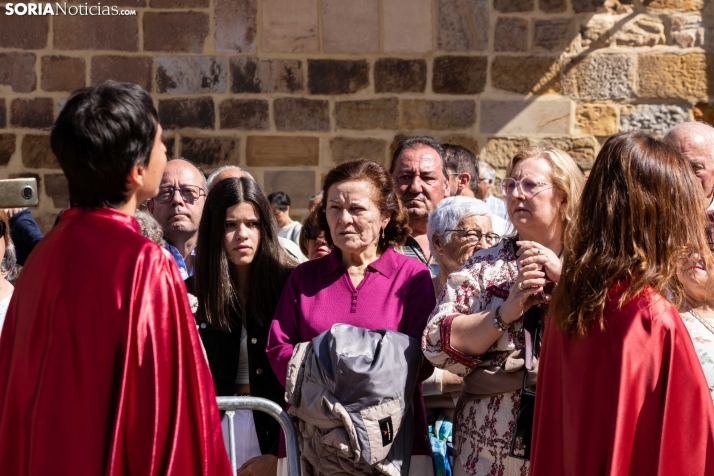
[{"xmin": 665, "ymin": 122, "xmax": 714, "ymax": 210}]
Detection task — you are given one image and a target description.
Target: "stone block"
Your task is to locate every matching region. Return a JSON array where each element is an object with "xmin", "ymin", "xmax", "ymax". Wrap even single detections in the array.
[
  {"xmin": 494, "ymin": 18, "xmax": 529, "ymax": 52},
  {"xmin": 534, "ymin": 19, "xmax": 574, "ymax": 51},
  {"xmin": 45, "ymin": 174, "xmax": 70, "ymax": 209},
  {"xmin": 482, "ymin": 137, "xmax": 531, "ymax": 168},
  {"xmin": 374, "ymin": 59, "xmax": 426, "ymax": 93},
  {"xmin": 41, "ymin": 56, "xmax": 86, "ymax": 92},
  {"xmin": 330, "ymin": 138, "xmax": 387, "ymax": 164},
  {"xmin": 181, "ymin": 137, "xmax": 240, "ymax": 167},
  {"xmin": 322, "ymin": 0, "xmax": 379, "ymax": 54},
  {"xmin": 401, "ymin": 100, "xmax": 476, "ymax": 130},
  {"xmin": 0, "ymin": 53, "xmax": 36, "ymax": 93},
  {"xmin": 439, "ymin": 135, "xmax": 479, "ymax": 155},
  {"xmin": 0, "ymin": 135, "xmax": 15, "ymax": 166},
  {"xmin": 0, "ymin": 100, "xmax": 5, "ymax": 129},
  {"xmin": 480, "ymin": 99, "xmax": 571, "ymax": 135},
  {"xmin": 21, "ymin": 135, "xmax": 59, "ymax": 168},
  {"xmin": 580, "ymin": 15, "xmax": 615, "ymax": 49},
  {"xmin": 143, "ymin": 12, "xmax": 209, "ymax": 53},
  {"xmin": 575, "ymin": 104, "xmax": 619, "ymax": 136},
  {"xmin": 539, "ymin": 0, "xmax": 567, "ymax": 12},
  {"xmin": 274, "ymin": 98, "xmax": 330, "ymax": 132},
  {"xmin": 219, "ymin": 99, "xmax": 269, "ymax": 130},
  {"xmin": 335, "ymin": 98, "xmax": 399, "ymax": 130},
  {"xmin": 11, "ymin": 99, "xmax": 54, "ymax": 129},
  {"xmin": 54, "ymin": 15, "xmax": 137, "ymax": 51},
  {"xmin": 572, "ymin": 0, "xmax": 607, "ymax": 12},
  {"xmin": 261, "ymin": 0, "xmax": 319, "ymax": 53},
  {"xmin": 156, "ymin": 56, "xmax": 227, "ymax": 94},
  {"xmin": 159, "ymin": 97, "xmax": 215, "ymax": 129},
  {"xmin": 264, "ymin": 170, "xmax": 316, "ymax": 206},
  {"xmin": 492, "ymin": 56, "xmax": 561, "ymax": 95},
  {"xmin": 620, "ymin": 104, "xmax": 689, "ymax": 136},
  {"xmin": 383, "ymin": 0, "xmax": 432, "ymax": 53},
  {"xmin": 694, "ymin": 102, "xmax": 714, "ymax": 126},
  {"xmin": 151, "ymin": 0, "xmax": 209, "ymax": 8},
  {"xmin": 614, "ymin": 15, "xmax": 665, "ymax": 47},
  {"xmin": 563, "ymin": 54, "xmax": 634, "ymax": 100},
  {"xmin": 538, "ymin": 137, "xmax": 597, "ymax": 169},
  {"xmin": 0, "ymin": 13, "xmax": 48, "ymax": 49},
  {"xmin": 432, "ymin": 56, "xmax": 487, "ymax": 95},
  {"xmin": 672, "ymin": 14, "xmax": 705, "ymax": 48},
  {"xmin": 642, "ymin": 0, "xmax": 702, "ymax": 10},
  {"xmin": 637, "ymin": 54, "xmax": 709, "ymax": 99},
  {"xmin": 163, "ymin": 136, "xmax": 175, "ymax": 158},
  {"xmin": 437, "ymin": 0, "xmax": 488, "ymax": 51},
  {"xmin": 246, "ymin": 136, "xmax": 319, "ymax": 166},
  {"xmin": 215, "ymin": 0, "xmax": 257, "ymax": 52},
  {"xmin": 494, "ymin": 0, "xmax": 533, "ymax": 12},
  {"xmin": 230, "ymin": 56, "xmax": 303, "ymax": 93},
  {"xmin": 91, "ymin": 56, "xmax": 153, "ymax": 91},
  {"xmin": 308, "ymin": 60, "xmax": 369, "ymax": 95}
]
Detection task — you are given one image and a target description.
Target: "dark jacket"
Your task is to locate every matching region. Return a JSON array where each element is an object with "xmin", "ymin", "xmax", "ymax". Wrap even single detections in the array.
[
  {"xmin": 9, "ymin": 209, "xmax": 43, "ymax": 265},
  {"xmin": 185, "ymin": 276, "xmax": 286, "ymax": 456}
]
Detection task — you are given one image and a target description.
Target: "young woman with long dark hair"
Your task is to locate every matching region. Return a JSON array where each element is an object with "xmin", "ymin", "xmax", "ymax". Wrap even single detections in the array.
[{"xmin": 190, "ymin": 176, "xmax": 294, "ymax": 476}]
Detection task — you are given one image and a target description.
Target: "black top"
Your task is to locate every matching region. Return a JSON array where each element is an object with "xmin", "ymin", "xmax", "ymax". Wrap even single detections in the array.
[{"xmin": 185, "ymin": 276, "xmax": 286, "ymax": 456}]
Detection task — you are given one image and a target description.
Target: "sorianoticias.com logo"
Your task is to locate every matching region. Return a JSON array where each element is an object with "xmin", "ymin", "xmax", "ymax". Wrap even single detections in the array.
[{"xmin": 4, "ymin": 3, "xmax": 137, "ymax": 15}]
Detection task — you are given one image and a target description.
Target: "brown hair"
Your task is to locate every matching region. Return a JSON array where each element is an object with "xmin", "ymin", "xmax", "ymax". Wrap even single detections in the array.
[
  {"xmin": 552, "ymin": 132, "xmax": 711, "ymax": 336},
  {"xmin": 317, "ymin": 159, "xmax": 410, "ymax": 250},
  {"xmin": 299, "ymin": 206, "xmax": 326, "ymax": 256}
]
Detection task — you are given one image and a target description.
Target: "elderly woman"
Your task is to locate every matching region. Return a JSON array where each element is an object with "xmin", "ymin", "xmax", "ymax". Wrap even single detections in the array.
[
  {"xmin": 428, "ymin": 196, "xmax": 500, "ymax": 294},
  {"xmin": 267, "ymin": 158, "xmax": 437, "ymax": 475},
  {"xmin": 676, "ymin": 211, "xmax": 714, "ymax": 400},
  {"xmin": 0, "ymin": 211, "xmax": 15, "ymax": 333},
  {"xmin": 422, "ymin": 145, "xmax": 584, "ymax": 475},
  {"xmin": 298, "ymin": 206, "xmax": 332, "ymax": 260},
  {"xmin": 532, "ymin": 132, "xmax": 714, "ymax": 474}
]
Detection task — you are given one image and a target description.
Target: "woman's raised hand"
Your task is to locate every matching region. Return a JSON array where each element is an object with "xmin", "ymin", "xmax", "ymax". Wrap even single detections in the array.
[
  {"xmin": 516, "ymin": 240, "xmax": 562, "ymax": 284},
  {"xmin": 500, "ymin": 262, "xmax": 546, "ymax": 324}
]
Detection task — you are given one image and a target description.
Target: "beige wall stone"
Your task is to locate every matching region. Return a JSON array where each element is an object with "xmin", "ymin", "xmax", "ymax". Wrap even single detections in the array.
[
  {"xmin": 575, "ymin": 104, "xmax": 619, "ymax": 136},
  {"xmin": 261, "ymin": 0, "xmax": 319, "ymax": 53},
  {"xmin": 480, "ymin": 99, "xmax": 571, "ymax": 135},
  {"xmin": 383, "ymin": 0, "xmax": 433, "ymax": 53},
  {"xmin": 637, "ymin": 53, "xmax": 710, "ymax": 99},
  {"xmin": 322, "ymin": 0, "xmax": 379, "ymax": 54}
]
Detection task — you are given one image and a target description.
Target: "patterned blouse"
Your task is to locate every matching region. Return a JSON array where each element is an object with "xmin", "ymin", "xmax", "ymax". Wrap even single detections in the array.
[
  {"xmin": 422, "ymin": 238, "xmax": 531, "ymax": 476},
  {"xmin": 680, "ymin": 310, "xmax": 714, "ymax": 401}
]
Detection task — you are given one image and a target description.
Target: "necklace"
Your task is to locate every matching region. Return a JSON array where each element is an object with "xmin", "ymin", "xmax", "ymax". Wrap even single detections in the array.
[{"xmin": 684, "ymin": 303, "xmax": 714, "ymax": 336}]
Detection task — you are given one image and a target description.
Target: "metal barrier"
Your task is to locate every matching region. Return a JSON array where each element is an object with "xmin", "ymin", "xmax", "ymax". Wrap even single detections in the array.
[{"xmin": 217, "ymin": 396, "xmax": 301, "ymax": 476}]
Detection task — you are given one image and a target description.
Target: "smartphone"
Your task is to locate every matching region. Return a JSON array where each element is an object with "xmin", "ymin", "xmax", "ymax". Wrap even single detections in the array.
[{"xmin": 0, "ymin": 178, "xmax": 39, "ymax": 208}]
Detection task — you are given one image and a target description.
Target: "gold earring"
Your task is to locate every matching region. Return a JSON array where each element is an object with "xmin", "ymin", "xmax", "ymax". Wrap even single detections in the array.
[{"xmin": 381, "ymin": 227, "xmax": 385, "ymax": 239}]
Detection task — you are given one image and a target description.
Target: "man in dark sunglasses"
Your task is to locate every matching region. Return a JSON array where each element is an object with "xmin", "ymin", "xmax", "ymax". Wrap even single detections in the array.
[{"xmin": 147, "ymin": 158, "xmax": 206, "ymax": 280}]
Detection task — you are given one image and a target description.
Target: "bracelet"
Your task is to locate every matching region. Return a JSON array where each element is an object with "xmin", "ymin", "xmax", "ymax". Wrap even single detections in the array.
[{"xmin": 493, "ymin": 306, "xmax": 512, "ymax": 332}]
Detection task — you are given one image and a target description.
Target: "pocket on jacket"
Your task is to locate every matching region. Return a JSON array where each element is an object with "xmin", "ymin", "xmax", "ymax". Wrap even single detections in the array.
[{"xmin": 359, "ymin": 399, "xmax": 403, "ymax": 464}]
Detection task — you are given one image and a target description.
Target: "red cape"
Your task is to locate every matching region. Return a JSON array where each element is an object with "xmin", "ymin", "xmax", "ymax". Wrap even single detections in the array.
[
  {"xmin": 0, "ymin": 208, "xmax": 230, "ymax": 475},
  {"xmin": 531, "ymin": 283, "xmax": 714, "ymax": 476}
]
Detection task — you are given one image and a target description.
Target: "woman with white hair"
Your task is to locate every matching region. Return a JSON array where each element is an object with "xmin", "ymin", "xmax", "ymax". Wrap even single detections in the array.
[{"xmin": 428, "ymin": 196, "xmax": 500, "ymax": 294}]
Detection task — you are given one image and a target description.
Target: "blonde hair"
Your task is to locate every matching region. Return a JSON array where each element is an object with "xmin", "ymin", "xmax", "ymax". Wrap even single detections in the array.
[{"xmin": 506, "ymin": 144, "xmax": 584, "ymax": 231}]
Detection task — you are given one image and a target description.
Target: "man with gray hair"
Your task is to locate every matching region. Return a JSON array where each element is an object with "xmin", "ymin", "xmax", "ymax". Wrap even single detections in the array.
[
  {"xmin": 476, "ymin": 161, "xmax": 508, "ymax": 221},
  {"xmin": 390, "ymin": 136, "xmax": 450, "ymax": 276},
  {"xmin": 147, "ymin": 158, "xmax": 207, "ymax": 279},
  {"xmin": 665, "ymin": 122, "xmax": 714, "ymax": 211}
]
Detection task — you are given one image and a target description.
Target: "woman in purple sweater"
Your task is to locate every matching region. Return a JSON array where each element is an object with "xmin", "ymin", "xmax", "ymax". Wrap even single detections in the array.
[{"xmin": 266, "ymin": 159, "xmax": 437, "ymax": 475}]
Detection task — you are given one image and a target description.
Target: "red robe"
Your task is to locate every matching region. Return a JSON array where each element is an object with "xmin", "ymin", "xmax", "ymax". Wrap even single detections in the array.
[
  {"xmin": 0, "ymin": 208, "xmax": 231, "ymax": 475},
  {"xmin": 531, "ymin": 283, "xmax": 714, "ymax": 476}
]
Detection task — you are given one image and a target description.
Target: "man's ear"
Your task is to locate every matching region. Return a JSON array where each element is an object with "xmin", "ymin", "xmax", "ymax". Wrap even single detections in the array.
[{"xmin": 458, "ymin": 173, "xmax": 471, "ymax": 192}]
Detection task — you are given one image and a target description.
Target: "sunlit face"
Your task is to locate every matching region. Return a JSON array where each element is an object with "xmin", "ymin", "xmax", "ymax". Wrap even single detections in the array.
[
  {"xmin": 392, "ymin": 146, "xmax": 448, "ymax": 222},
  {"xmin": 224, "ymin": 202, "xmax": 262, "ymax": 269},
  {"xmin": 438, "ymin": 215, "xmax": 493, "ymax": 276},
  {"xmin": 326, "ymin": 180, "xmax": 389, "ymax": 255},
  {"xmin": 673, "ymin": 135, "xmax": 714, "ymax": 201},
  {"xmin": 148, "ymin": 159, "xmax": 205, "ymax": 239},
  {"xmin": 307, "ymin": 229, "xmax": 331, "ymax": 260},
  {"xmin": 677, "ymin": 251, "xmax": 713, "ymax": 302},
  {"xmin": 476, "ymin": 172, "xmax": 491, "ymax": 200},
  {"xmin": 504, "ymin": 157, "xmax": 565, "ymax": 236}
]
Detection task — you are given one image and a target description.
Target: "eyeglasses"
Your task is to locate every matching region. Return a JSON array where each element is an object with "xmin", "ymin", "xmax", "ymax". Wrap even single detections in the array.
[
  {"xmin": 445, "ymin": 229, "xmax": 501, "ymax": 246},
  {"xmin": 154, "ymin": 185, "xmax": 206, "ymax": 204},
  {"xmin": 501, "ymin": 177, "xmax": 553, "ymax": 199}
]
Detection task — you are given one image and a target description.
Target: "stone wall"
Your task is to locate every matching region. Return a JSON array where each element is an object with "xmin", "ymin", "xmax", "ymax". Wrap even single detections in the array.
[{"xmin": 0, "ymin": 0, "xmax": 712, "ymax": 229}]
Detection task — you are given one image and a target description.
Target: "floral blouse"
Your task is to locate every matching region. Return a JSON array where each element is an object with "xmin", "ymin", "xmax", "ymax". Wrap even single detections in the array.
[
  {"xmin": 680, "ymin": 310, "xmax": 714, "ymax": 401},
  {"xmin": 422, "ymin": 238, "xmax": 525, "ymax": 376}
]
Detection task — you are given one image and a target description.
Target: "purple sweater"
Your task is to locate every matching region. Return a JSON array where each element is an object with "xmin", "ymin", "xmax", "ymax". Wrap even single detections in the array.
[{"xmin": 266, "ymin": 246, "xmax": 436, "ymax": 457}]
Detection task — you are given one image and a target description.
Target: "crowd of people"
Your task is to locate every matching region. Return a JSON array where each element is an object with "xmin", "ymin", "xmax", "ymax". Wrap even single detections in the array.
[{"xmin": 0, "ymin": 80, "xmax": 713, "ymax": 476}]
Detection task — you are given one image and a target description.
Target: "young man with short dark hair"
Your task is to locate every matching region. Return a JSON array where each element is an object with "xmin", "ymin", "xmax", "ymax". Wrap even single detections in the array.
[{"xmin": 0, "ymin": 81, "xmax": 231, "ymax": 476}]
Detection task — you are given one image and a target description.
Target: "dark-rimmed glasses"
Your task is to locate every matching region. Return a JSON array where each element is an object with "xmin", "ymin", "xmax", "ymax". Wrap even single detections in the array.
[
  {"xmin": 446, "ymin": 229, "xmax": 501, "ymax": 246},
  {"xmin": 501, "ymin": 177, "xmax": 553, "ymax": 199},
  {"xmin": 154, "ymin": 185, "xmax": 206, "ymax": 204}
]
